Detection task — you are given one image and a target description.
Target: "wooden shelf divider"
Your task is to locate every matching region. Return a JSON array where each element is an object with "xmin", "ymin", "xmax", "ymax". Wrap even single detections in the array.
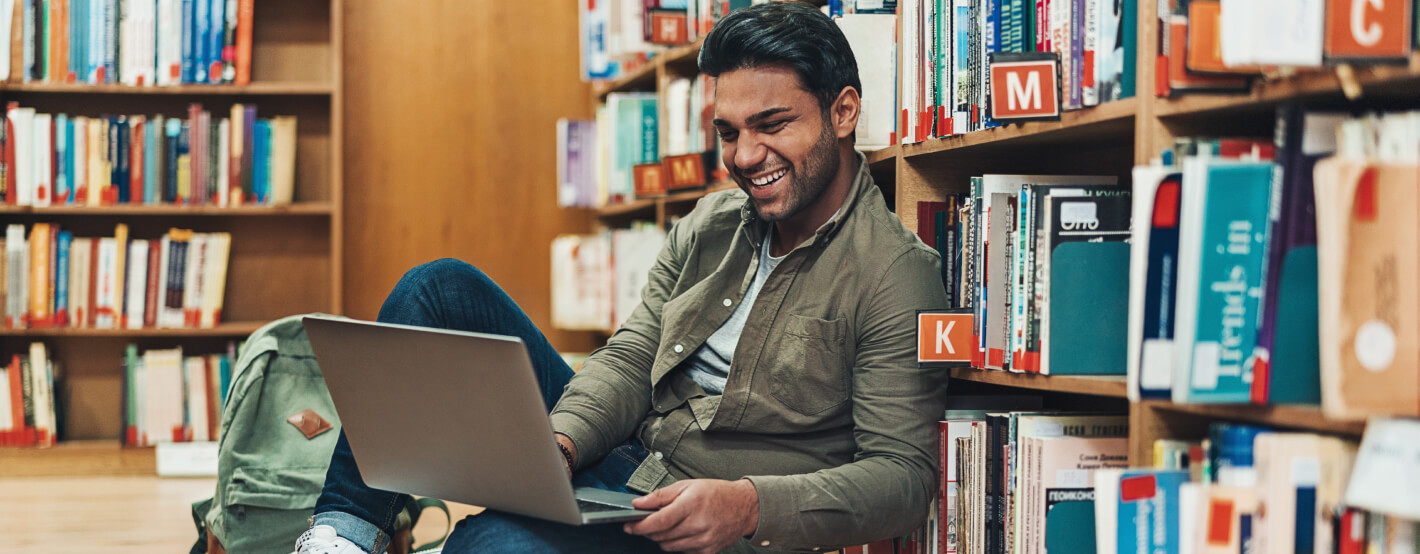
[
  {"xmin": 0, "ymin": 441, "xmax": 156, "ymax": 478},
  {"xmin": 948, "ymin": 367, "xmax": 1128, "ymax": 398},
  {"xmin": 1155, "ymin": 53, "xmax": 1420, "ymax": 119},
  {"xmin": 1, "ymin": 321, "xmax": 267, "ymax": 338}
]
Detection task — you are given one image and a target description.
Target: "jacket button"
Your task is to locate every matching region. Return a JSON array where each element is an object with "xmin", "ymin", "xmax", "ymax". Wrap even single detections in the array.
[
  {"xmin": 673, "ymin": 344, "xmax": 684, "ymax": 353},
  {"xmin": 723, "ymin": 298, "xmax": 732, "ymax": 307},
  {"xmin": 760, "ymin": 540, "xmax": 771, "ymax": 547},
  {"xmin": 654, "ymin": 451, "xmax": 664, "ymax": 460}
]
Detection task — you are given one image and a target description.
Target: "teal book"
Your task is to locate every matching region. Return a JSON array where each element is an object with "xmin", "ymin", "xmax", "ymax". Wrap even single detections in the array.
[
  {"xmin": 1119, "ymin": 0, "xmax": 1137, "ymax": 99},
  {"xmin": 1172, "ymin": 159, "xmax": 1274, "ymax": 404},
  {"xmin": 1104, "ymin": 469, "xmax": 1190, "ymax": 554},
  {"xmin": 1041, "ymin": 194, "xmax": 1132, "ymax": 375}
]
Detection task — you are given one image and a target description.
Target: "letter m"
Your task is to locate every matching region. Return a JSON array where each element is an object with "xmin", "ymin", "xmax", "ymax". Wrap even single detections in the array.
[
  {"xmin": 670, "ymin": 158, "xmax": 698, "ymax": 183},
  {"xmin": 1007, "ymin": 70, "xmax": 1042, "ymax": 112}
]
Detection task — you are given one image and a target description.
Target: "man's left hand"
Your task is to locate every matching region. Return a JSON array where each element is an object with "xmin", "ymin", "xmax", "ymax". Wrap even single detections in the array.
[{"xmin": 623, "ymin": 478, "xmax": 759, "ymax": 554}]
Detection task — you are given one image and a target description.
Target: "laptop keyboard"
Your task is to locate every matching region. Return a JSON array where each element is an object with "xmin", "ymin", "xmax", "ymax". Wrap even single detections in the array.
[{"xmin": 578, "ymin": 498, "xmax": 632, "ymax": 514}]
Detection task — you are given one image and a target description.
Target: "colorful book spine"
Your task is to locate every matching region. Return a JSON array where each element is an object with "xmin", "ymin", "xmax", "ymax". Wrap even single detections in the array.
[{"xmin": 54, "ymin": 229, "xmax": 68, "ymax": 325}]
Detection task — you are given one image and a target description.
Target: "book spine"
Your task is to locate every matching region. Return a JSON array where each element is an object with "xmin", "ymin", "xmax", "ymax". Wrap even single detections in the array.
[
  {"xmin": 232, "ymin": 0, "xmax": 249, "ymax": 85},
  {"xmin": 129, "ymin": 116, "xmax": 143, "ymax": 204},
  {"xmin": 179, "ymin": 0, "xmax": 191, "ymax": 83},
  {"xmin": 54, "ymin": 230, "xmax": 68, "ymax": 326},
  {"xmin": 143, "ymin": 239, "xmax": 159, "ymax": 327},
  {"xmin": 219, "ymin": 0, "xmax": 234, "ymax": 82},
  {"xmin": 205, "ymin": 0, "xmax": 221, "ymax": 82}
]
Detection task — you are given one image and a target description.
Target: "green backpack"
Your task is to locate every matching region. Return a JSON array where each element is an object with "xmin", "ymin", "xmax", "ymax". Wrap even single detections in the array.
[{"xmin": 190, "ymin": 314, "xmax": 449, "ymax": 554}]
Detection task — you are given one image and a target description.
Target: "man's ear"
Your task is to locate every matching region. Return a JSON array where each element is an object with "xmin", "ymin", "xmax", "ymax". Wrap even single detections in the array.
[{"xmin": 831, "ymin": 86, "xmax": 861, "ymax": 140}]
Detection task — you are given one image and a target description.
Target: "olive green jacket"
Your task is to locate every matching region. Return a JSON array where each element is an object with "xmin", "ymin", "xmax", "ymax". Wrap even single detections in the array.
[{"xmin": 550, "ymin": 153, "xmax": 950, "ymax": 552}]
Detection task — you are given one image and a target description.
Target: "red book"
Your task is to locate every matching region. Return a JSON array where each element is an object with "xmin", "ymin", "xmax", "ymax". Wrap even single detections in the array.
[
  {"xmin": 203, "ymin": 357, "xmax": 217, "ymax": 440},
  {"xmin": 7, "ymin": 356, "xmax": 22, "ymax": 436},
  {"xmin": 144, "ymin": 240, "xmax": 160, "ymax": 328},
  {"xmin": 130, "ymin": 118, "xmax": 145, "ymax": 205},
  {"xmin": 86, "ymin": 238, "xmax": 100, "ymax": 327},
  {"xmin": 234, "ymin": 0, "xmax": 255, "ymax": 85}
]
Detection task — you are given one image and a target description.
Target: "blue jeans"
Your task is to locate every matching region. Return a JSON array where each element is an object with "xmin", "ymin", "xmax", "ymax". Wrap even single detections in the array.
[{"xmin": 313, "ymin": 259, "xmax": 662, "ymax": 554}]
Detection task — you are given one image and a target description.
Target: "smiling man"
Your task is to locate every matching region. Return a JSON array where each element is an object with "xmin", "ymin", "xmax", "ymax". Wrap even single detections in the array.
[{"xmin": 297, "ymin": 3, "xmax": 948, "ymax": 554}]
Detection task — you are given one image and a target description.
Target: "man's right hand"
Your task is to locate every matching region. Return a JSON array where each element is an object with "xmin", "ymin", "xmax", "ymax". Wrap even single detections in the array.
[{"xmin": 554, "ymin": 433, "xmax": 578, "ymax": 479}]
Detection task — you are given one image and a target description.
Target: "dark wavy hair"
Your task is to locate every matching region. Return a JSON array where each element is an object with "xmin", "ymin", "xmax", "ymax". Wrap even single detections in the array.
[{"xmin": 697, "ymin": 2, "xmax": 862, "ymax": 115}]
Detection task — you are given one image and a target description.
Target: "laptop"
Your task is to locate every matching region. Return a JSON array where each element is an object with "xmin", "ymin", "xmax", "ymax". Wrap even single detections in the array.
[{"xmin": 302, "ymin": 315, "xmax": 654, "ymax": 525}]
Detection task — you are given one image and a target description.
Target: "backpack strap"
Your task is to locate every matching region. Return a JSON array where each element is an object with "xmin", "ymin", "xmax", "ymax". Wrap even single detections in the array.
[{"xmin": 407, "ymin": 497, "xmax": 453, "ymax": 552}]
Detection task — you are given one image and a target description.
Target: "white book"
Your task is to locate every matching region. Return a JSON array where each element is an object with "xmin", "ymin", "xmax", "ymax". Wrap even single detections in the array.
[
  {"xmin": 610, "ymin": 226, "xmax": 665, "ymax": 331},
  {"xmin": 28, "ymin": 342, "xmax": 51, "ymax": 446},
  {"xmin": 86, "ymin": 118, "xmax": 103, "ymax": 206},
  {"xmin": 94, "ymin": 238, "xmax": 118, "ymax": 329},
  {"xmin": 1128, "ymin": 165, "xmax": 1174, "ymax": 402},
  {"xmin": 137, "ymin": 0, "xmax": 157, "ymax": 86},
  {"xmin": 217, "ymin": 118, "xmax": 230, "ymax": 207},
  {"xmin": 0, "ymin": 365, "xmax": 10, "ymax": 431},
  {"xmin": 1082, "ymin": 0, "xmax": 1099, "ymax": 106},
  {"xmin": 71, "ymin": 117, "xmax": 86, "ymax": 204},
  {"xmin": 156, "ymin": 0, "xmax": 181, "ymax": 86},
  {"xmin": 70, "ymin": 238, "xmax": 90, "ymax": 328},
  {"xmin": 9, "ymin": 108, "xmax": 33, "ymax": 206},
  {"xmin": 142, "ymin": 348, "xmax": 184, "ymax": 444},
  {"xmin": 1220, "ymin": 0, "xmax": 1323, "ymax": 68},
  {"xmin": 837, "ymin": 13, "xmax": 899, "ymax": 150},
  {"xmin": 199, "ymin": 233, "xmax": 229, "ymax": 328},
  {"xmin": 183, "ymin": 234, "xmax": 206, "ymax": 328},
  {"xmin": 268, "ymin": 116, "xmax": 298, "ymax": 206},
  {"xmin": 184, "ymin": 357, "xmax": 208, "ymax": 442},
  {"xmin": 133, "ymin": 354, "xmax": 148, "ymax": 445},
  {"xmin": 5, "ymin": 225, "xmax": 26, "ymax": 328},
  {"xmin": 664, "ymin": 78, "xmax": 690, "ymax": 157},
  {"xmin": 1093, "ymin": 468, "xmax": 1122, "ymax": 554},
  {"xmin": 0, "ymin": 0, "xmax": 12, "ymax": 80},
  {"xmin": 125, "ymin": 240, "xmax": 149, "ymax": 329},
  {"xmin": 32, "ymin": 113, "xmax": 51, "ymax": 207}
]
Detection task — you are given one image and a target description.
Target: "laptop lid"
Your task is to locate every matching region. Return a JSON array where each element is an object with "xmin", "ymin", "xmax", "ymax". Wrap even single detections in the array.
[{"xmin": 303, "ymin": 316, "xmax": 597, "ymax": 525}]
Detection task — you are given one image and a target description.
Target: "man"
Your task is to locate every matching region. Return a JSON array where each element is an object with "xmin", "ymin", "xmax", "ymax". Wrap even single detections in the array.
[{"xmin": 298, "ymin": 2, "xmax": 949, "ymax": 553}]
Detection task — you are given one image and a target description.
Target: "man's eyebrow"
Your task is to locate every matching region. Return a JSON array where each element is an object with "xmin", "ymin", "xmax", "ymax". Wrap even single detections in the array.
[{"xmin": 712, "ymin": 107, "xmax": 793, "ymax": 128}]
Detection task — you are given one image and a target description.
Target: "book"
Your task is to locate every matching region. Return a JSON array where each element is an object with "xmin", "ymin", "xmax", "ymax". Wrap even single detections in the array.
[
  {"xmin": 1253, "ymin": 433, "xmax": 1357, "ymax": 554},
  {"xmin": 1025, "ymin": 435, "xmax": 1127, "ymax": 553},
  {"xmin": 1038, "ymin": 194, "xmax": 1131, "ymax": 375},
  {"xmin": 1097, "ymin": 469, "xmax": 1189, "ymax": 554},
  {"xmin": 27, "ymin": 221, "xmax": 49, "ymax": 327},
  {"xmin": 1172, "ymin": 157, "xmax": 1273, "ymax": 404},
  {"xmin": 1249, "ymin": 107, "xmax": 1346, "ymax": 405},
  {"xmin": 1127, "ymin": 166, "xmax": 1181, "ymax": 400}
]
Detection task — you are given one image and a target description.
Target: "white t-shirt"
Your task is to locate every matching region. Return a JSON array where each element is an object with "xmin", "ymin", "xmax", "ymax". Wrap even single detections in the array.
[{"xmin": 679, "ymin": 232, "xmax": 786, "ymax": 394}]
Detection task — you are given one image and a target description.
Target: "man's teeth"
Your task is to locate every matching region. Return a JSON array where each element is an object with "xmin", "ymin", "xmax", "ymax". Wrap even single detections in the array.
[{"xmin": 751, "ymin": 169, "xmax": 788, "ymax": 186}]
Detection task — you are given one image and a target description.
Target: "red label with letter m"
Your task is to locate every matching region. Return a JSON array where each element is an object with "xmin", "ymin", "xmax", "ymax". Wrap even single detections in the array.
[{"xmin": 989, "ymin": 53, "xmax": 1061, "ymax": 122}]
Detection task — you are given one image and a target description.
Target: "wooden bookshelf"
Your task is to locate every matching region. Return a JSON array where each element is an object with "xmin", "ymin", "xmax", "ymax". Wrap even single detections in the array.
[
  {"xmin": 0, "ymin": 440, "xmax": 156, "ymax": 478},
  {"xmin": 0, "ymin": 321, "xmax": 267, "ymax": 338},
  {"xmin": 0, "ymin": 82, "xmax": 334, "ymax": 96},
  {"xmin": 948, "ymin": 367, "xmax": 1128, "ymax": 398},
  {"xmin": 0, "ymin": 202, "xmax": 334, "ymax": 216},
  {"xmin": 0, "ymin": 0, "xmax": 343, "ymax": 477},
  {"xmin": 571, "ymin": 0, "xmax": 1398, "ymax": 477}
]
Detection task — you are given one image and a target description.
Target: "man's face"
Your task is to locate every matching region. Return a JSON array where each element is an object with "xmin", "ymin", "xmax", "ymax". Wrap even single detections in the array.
[{"xmin": 713, "ymin": 65, "xmax": 840, "ymax": 223}]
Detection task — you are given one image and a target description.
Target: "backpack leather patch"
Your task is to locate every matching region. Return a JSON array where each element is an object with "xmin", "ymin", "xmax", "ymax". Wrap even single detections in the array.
[{"xmin": 287, "ymin": 409, "xmax": 333, "ymax": 439}]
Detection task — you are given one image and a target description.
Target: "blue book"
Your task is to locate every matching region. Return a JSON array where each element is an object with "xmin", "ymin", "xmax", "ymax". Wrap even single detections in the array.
[
  {"xmin": 1137, "ymin": 173, "xmax": 1182, "ymax": 399},
  {"xmin": 103, "ymin": 0, "xmax": 116, "ymax": 82},
  {"xmin": 69, "ymin": 0, "xmax": 84, "ymax": 82},
  {"xmin": 193, "ymin": 0, "xmax": 208, "ymax": 83},
  {"xmin": 181, "ymin": 0, "xmax": 194, "ymax": 83},
  {"xmin": 56, "ymin": 231, "xmax": 71, "ymax": 325},
  {"xmin": 112, "ymin": 116, "xmax": 130, "ymax": 203},
  {"xmin": 253, "ymin": 118, "xmax": 270, "ymax": 203},
  {"xmin": 145, "ymin": 115, "xmax": 162, "ymax": 204},
  {"xmin": 165, "ymin": 118, "xmax": 182, "ymax": 202},
  {"xmin": 207, "ymin": 0, "xmax": 224, "ymax": 83},
  {"xmin": 1173, "ymin": 158, "xmax": 1274, "ymax": 404},
  {"xmin": 1108, "ymin": 469, "xmax": 1189, "ymax": 554},
  {"xmin": 55, "ymin": 114, "xmax": 69, "ymax": 203}
]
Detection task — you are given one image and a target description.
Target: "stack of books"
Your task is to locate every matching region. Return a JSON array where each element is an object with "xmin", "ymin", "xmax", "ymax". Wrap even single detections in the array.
[
  {"xmin": 2, "ymin": 223, "xmax": 231, "ymax": 330},
  {"xmin": 1, "ymin": 102, "xmax": 298, "ymax": 207},
  {"xmin": 0, "ymin": 342, "xmax": 58, "ymax": 447},
  {"xmin": 121, "ymin": 343, "xmax": 238, "ymax": 447},
  {"xmin": 550, "ymin": 224, "xmax": 665, "ymax": 333},
  {"xmin": 1, "ymin": 0, "xmax": 258, "ymax": 85}
]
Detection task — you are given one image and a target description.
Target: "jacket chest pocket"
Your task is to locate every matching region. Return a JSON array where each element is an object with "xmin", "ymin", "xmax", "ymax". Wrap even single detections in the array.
[{"xmin": 769, "ymin": 314, "xmax": 850, "ymax": 415}]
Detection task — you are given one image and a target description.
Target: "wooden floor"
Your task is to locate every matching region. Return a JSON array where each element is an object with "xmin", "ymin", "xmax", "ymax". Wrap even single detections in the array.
[{"xmin": 0, "ymin": 476, "xmax": 481, "ymax": 553}]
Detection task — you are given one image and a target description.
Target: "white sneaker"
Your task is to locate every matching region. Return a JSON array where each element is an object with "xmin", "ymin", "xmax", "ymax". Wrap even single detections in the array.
[{"xmin": 293, "ymin": 524, "xmax": 385, "ymax": 554}]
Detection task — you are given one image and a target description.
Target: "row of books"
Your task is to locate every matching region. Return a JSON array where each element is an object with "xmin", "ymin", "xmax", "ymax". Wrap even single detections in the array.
[
  {"xmin": 0, "ymin": 0, "xmax": 257, "ymax": 85},
  {"xmin": 122, "ymin": 343, "xmax": 235, "ymax": 447},
  {"xmin": 1156, "ymin": 0, "xmax": 1419, "ymax": 97},
  {"xmin": 1096, "ymin": 420, "xmax": 1419, "ymax": 554},
  {"xmin": 915, "ymin": 172, "xmax": 1129, "ymax": 376},
  {"xmin": 2, "ymin": 102, "xmax": 298, "ymax": 207},
  {"xmin": 1127, "ymin": 107, "xmax": 1420, "ymax": 419},
  {"xmin": 550, "ymin": 224, "xmax": 665, "ymax": 333},
  {"xmin": 896, "ymin": 0, "xmax": 1137, "ymax": 143},
  {"xmin": 2, "ymin": 223, "xmax": 231, "ymax": 330},
  {"xmin": 558, "ymin": 75, "xmax": 726, "ymax": 209},
  {"xmin": 0, "ymin": 342, "xmax": 58, "ymax": 447},
  {"xmin": 579, "ymin": 0, "xmax": 748, "ymax": 81}
]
